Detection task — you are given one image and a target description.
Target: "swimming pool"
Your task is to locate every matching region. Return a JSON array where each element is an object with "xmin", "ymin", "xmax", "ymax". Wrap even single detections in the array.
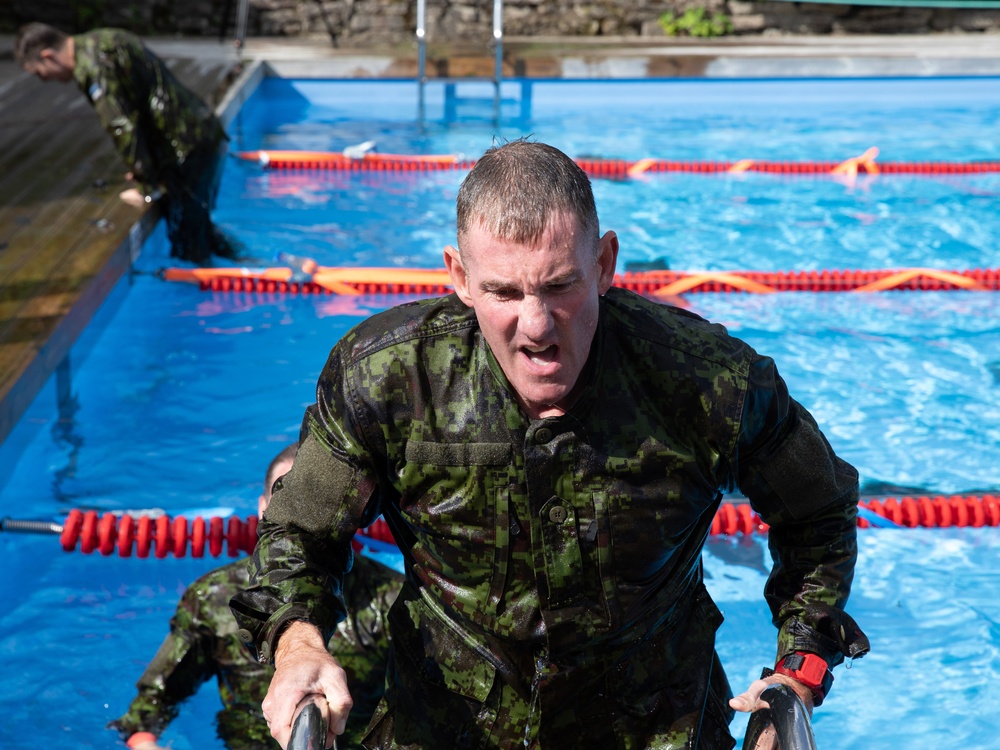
[
  {"xmin": 1, "ymin": 76, "xmax": 999, "ymax": 749},
  {"xmin": 224, "ymin": 77, "xmax": 1000, "ymax": 273}
]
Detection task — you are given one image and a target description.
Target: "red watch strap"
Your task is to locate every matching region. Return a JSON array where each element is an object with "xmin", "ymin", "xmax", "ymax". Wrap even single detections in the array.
[
  {"xmin": 776, "ymin": 652, "xmax": 827, "ymax": 685},
  {"xmin": 774, "ymin": 651, "xmax": 833, "ymax": 705}
]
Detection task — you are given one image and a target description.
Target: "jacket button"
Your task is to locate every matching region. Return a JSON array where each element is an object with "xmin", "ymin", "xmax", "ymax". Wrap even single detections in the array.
[
  {"xmin": 535, "ymin": 427, "xmax": 552, "ymax": 444},
  {"xmin": 237, "ymin": 628, "xmax": 253, "ymax": 644},
  {"xmin": 549, "ymin": 505, "xmax": 567, "ymax": 523},
  {"xmin": 260, "ymin": 641, "xmax": 271, "ymax": 661}
]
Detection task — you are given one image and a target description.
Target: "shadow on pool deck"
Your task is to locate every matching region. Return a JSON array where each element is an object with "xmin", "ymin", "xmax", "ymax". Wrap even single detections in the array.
[{"xmin": 0, "ymin": 32, "xmax": 998, "ymax": 447}]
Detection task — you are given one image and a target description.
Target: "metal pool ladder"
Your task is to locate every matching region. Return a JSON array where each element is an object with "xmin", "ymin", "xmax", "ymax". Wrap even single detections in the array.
[{"xmin": 416, "ymin": 0, "xmax": 505, "ymax": 117}]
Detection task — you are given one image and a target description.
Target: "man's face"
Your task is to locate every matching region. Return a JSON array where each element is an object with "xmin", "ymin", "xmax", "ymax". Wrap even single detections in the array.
[
  {"xmin": 445, "ymin": 212, "xmax": 618, "ymax": 420},
  {"xmin": 258, "ymin": 456, "xmax": 295, "ymax": 519},
  {"xmin": 22, "ymin": 50, "xmax": 73, "ymax": 82}
]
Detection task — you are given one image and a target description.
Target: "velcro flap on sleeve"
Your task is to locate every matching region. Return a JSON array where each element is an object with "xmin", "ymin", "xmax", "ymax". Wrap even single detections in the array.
[
  {"xmin": 758, "ymin": 413, "xmax": 858, "ymax": 521},
  {"xmin": 264, "ymin": 435, "xmax": 355, "ymax": 536}
]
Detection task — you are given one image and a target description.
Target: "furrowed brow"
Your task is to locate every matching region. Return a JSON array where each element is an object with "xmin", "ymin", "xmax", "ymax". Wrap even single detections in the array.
[{"xmin": 480, "ymin": 279, "xmax": 520, "ymax": 295}]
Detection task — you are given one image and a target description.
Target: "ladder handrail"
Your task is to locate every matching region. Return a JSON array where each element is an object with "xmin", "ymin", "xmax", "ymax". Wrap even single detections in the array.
[
  {"xmin": 415, "ymin": 0, "xmax": 503, "ymax": 85},
  {"xmin": 235, "ymin": 0, "xmax": 250, "ymax": 50},
  {"xmin": 493, "ymin": 0, "xmax": 504, "ymax": 88},
  {"xmin": 416, "ymin": 0, "xmax": 427, "ymax": 82}
]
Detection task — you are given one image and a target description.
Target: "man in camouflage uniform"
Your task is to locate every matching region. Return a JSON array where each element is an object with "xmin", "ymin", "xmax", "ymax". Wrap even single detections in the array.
[
  {"xmin": 109, "ymin": 444, "xmax": 403, "ymax": 750},
  {"xmin": 231, "ymin": 140, "xmax": 870, "ymax": 750},
  {"xmin": 14, "ymin": 23, "xmax": 238, "ymax": 265}
]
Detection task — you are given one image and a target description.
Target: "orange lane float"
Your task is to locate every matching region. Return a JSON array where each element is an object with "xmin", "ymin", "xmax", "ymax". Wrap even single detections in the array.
[
  {"xmin": 160, "ymin": 265, "xmax": 455, "ymax": 296},
  {"xmin": 830, "ymin": 146, "xmax": 881, "ymax": 177},
  {"xmin": 160, "ymin": 265, "xmax": 1000, "ymax": 296},
  {"xmin": 236, "ymin": 147, "xmax": 1000, "ymax": 176},
  {"xmin": 850, "ymin": 268, "xmax": 987, "ymax": 293}
]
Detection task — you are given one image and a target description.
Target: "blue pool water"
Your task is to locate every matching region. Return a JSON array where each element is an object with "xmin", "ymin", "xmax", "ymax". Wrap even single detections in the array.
[
  {"xmin": 1, "ymin": 77, "xmax": 999, "ymax": 749},
  {"xmin": 223, "ymin": 77, "xmax": 1000, "ymax": 271}
]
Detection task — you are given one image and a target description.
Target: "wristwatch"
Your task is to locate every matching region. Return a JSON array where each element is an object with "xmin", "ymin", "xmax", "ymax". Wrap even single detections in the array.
[{"xmin": 774, "ymin": 651, "xmax": 834, "ymax": 706}]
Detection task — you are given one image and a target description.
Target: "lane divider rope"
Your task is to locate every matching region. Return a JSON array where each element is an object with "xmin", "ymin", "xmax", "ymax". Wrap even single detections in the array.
[
  {"xmin": 236, "ymin": 147, "xmax": 1000, "ymax": 176},
  {"xmin": 709, "ymin": 494, "xmax": 1000, "ymax": 535},
  {"xmin": 159, "ymin": 266, "xmax": 1000, "ymax": 296},
  {"xmin": 51, "ymin": 510, "xmax": 402, "ymax": 558},
  {"xmin": 4, "ymin": 494, "xmax": 994, "ymax": 559}
]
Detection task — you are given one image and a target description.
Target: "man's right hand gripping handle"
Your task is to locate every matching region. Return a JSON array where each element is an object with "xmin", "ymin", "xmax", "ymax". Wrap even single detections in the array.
[{"xmin": 262, "ymin": 621, "xmax": 354, "ymax": 750}]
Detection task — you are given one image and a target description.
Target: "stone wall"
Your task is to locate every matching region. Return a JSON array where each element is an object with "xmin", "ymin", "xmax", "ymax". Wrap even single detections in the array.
[
  {"xmin": 3, "ymin": 0, "xmax": 999, "ymax": 42},
  {"xmin": 729, "ymin": 1, "xmax": 1000, "ymax": 34}
]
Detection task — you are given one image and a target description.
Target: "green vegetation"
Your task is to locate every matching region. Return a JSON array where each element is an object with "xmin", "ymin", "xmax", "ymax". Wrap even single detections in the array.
[
  {"xmin": 69, "ymin": 0, "xmax": 107, "ymax": 29},
  {"xmin": 658, "ymin": 7, "xmax": 734, "ymax": 37}
]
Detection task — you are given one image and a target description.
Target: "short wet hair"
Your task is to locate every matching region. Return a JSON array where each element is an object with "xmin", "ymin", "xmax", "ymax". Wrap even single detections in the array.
[
  {"xmin": 14, "ymin": 23, "xmax": 69, "ymax": 65},
  {"xmin": 456, "ymin": 139, "xmax": 599, "ymax": 251},
  {"xmin": 263, "ymin": 443, "xmax": 298, "ymax": 497}
]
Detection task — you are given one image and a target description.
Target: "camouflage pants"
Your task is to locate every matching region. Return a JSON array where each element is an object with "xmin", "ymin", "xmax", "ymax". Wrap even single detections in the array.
[{"xmin": 163, "ymin": 138, "xmax": 239, "ymax": 265}]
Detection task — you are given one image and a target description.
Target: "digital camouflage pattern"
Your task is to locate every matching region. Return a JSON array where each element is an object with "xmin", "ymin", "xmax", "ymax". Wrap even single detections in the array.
[
  {"xmin": 231, "ymin": 288, "xmax": 870, "ymax": 749},
  {"xmin": 72, "ymin": 29, "xmax": 224, "ymax": 194},
  {"xmin": 111, "ymin": 554, "xmax": 402, "ymax": 749},
  {"xmin": 72, "ymin": 29, "xmax": 236, "ymax": 264}
]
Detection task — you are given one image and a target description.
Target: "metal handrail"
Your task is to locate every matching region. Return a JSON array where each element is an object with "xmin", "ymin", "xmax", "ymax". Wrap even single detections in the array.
[
  {"xmin": 416, "ymin": 0, "xmax": 503, "ymax": 85},
  {"xmin": 288, "ymin": 694, "xmax": 331, "ymax": 750},
  {"xmin": 417, "ymin": 0, "xmax": 428, "ymax": 82},
  {"xmin": 492, "ymin": 0, "xmax": 504, "ymax": 86},
  {"xmin": 236, "ymin": 0, "xmax": 250, "ymax": 51},
  {"xmin": 742, "ymin": 683, "xmax": 817, "ymax": 750}
]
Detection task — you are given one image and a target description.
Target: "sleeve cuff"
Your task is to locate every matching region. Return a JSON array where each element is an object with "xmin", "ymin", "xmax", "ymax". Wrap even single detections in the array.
[
  {"xmin": 236, "ymin": 602, "xmax": 315, "ymax": 664},
  {"xmin": 777, "ymin": 607, "xmax": 870, "ymax": 669}
]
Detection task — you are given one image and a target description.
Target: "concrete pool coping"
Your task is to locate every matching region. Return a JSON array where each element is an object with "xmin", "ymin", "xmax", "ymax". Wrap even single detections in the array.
[
  {"xmin": 1, "ymin": 32, "xmax": 999, "ymax": 452},
  {"xmin": 237, "ymin": 33, "xmax": 1000, "ymax": 78}
]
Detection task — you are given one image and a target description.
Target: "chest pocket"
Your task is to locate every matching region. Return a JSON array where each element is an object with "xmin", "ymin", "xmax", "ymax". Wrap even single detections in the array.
[{"xmin": 399, "ymin": 440, "xmax": 514, "ymax": 622}]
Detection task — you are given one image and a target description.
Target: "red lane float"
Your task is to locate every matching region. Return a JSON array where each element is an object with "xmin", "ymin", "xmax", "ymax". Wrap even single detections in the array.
[
  {"xmin": 47, "ymin": 495, "xmax": 1000, "ymax": 557},
  {"xmin": 237, "ymin": 147, "xmax": 1000, "ymax": 177},
  {"xmin": 857, "ymin": 494, "xmax": 1000, "ymax": 529},
  {"xmin": 57, "ymin": 510, "xmax": 396, "ymax": 558},
  {"xmin": 241, "ymin": 150, "xmax": 475, "ymax": 172},
  {"xmin": 160, "ymin": 265, "xmax": 1000, "ymax": 296},
  {"xmin": 709, "ymin": 494, "xmax": 1000, "ymax": 535}
]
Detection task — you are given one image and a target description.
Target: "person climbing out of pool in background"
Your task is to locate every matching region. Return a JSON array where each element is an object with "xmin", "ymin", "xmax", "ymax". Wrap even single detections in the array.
[
  {"xmin": 13, "ymin": 22, "xmax": 240, "ymax": 266},
  {"xmin": 230, "ymin": 138, "xmax": 870, "ymax": 750},
  {"xmin": 108, "ymin": 443, "xmax": 403, "ymax": 750}
]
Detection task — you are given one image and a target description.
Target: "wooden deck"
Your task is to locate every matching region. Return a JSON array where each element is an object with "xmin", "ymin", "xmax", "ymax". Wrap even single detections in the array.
[{"xmin": 0, "ymin": 52, "xmax": 239, "ymax": 445}]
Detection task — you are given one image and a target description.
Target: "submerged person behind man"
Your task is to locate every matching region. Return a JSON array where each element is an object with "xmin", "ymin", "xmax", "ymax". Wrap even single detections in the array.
[
  {"xmin": 14, "ymin": 22, "xmax": 239, "ymax": 265},
  {"xmin": 232, "ymin": 139, "xmax": 869, "ymax": 750},
  {"xmin": 110, "ymin": 444, "xmax": 403, "ymax": 749}
]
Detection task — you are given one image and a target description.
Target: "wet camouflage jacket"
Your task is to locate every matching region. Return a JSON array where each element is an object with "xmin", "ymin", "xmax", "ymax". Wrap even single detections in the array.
[
  {"xmin": 231, "ymin": 288, "xmax": 867, "ymax": 749},
  {"xmin": 112, "ymin": 553, "xmax": 402, "ymax": 749},
  {"xmin": 72, "ymin": 29, "xmax": 226, "ymax": 196}
]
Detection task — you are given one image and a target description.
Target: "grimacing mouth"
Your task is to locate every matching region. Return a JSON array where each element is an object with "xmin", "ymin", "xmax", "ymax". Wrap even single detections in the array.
[{"xmin": 521, "ymin": 344, "xmax": 559, "ymax": 365}]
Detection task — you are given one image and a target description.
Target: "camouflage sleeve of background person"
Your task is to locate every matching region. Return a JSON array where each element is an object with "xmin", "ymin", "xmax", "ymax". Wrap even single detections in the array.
[
  {"xmin": 109, "ymin": 562, "xmax": 253, "ymax": 741},
  {"xmin": 72, "ymin": 30, "xmax": 158, "ymax": 195},
  {"xmin": 734, "ymin": 353, "xmax": 870, "ymax": 677},
  {"xmin": 72, "ymin": 29, "xmax": 226, "ymax": 198}
]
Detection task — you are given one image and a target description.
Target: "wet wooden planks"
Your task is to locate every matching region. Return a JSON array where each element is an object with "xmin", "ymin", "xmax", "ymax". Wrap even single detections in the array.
[{"xmin": 0, "ymin": 55, "xmax": 237, "ymax": 444}]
